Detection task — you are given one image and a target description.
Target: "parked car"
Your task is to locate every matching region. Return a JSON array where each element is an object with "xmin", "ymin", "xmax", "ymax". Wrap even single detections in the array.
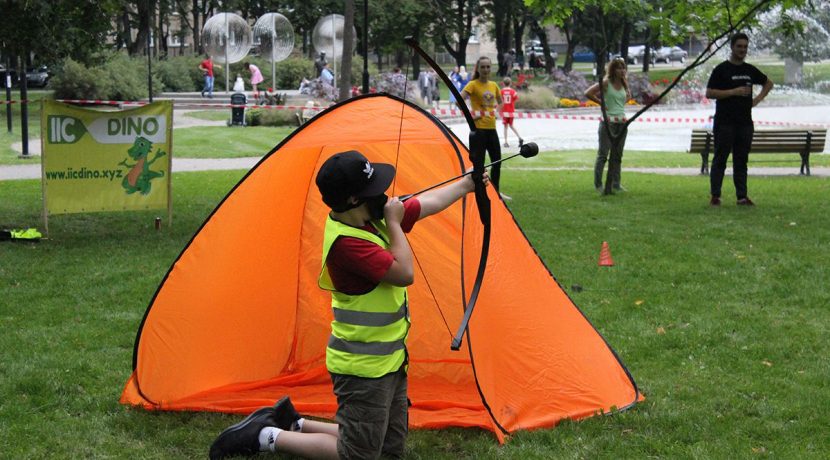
[
  {"xmin": 624, "ymin": 45, "xmax": 655, "ymax": 65},
  {"xmin": 524, "ymin": 40, "xmax": 558, "ymax": 66},
  {"xmin": 26, "ymin": 65, "xmax": 51, "ymax": 87},
  {"xmin": 572, "ymin": 47, "xmax": 596, "ymax": 63},
  {"xmin": 653, "ymin": 46, "xmax": 687, "ymax": 64}
]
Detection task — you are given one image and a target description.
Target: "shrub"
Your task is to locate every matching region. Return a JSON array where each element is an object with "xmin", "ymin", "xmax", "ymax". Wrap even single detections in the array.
[
  {"xmin": 50, "ymin": 58, "xmax": 112, "ymax": 100},
  {"xmin": 307, "ymin": 78, "xmax": 337, "ymax": 102},
  {"xmin": 515, "ymin": 86, "xmax": 559, "ymax": 110},
  {"xmin": 628, "ymin": 73, "xmax": 658, "ymax": 104},
  {"xmin": 102, "ymin": 53, "xmax": 155, "ymax": 101},
  {"xmin": 548, "ymin": 68, "xmax": 591, "ymax": 101},
  {"xmin": 51, "ymin": 54, "xmax": 163, "ymax": 101},
  {"xmin": 371, "ymin": 72, "xmax": 416, "ymax": 101},
  {"xmin": 155, "ymin": 57, "xmax": 201, "ymax": 92},
  {"xmin": 273, "ymin": 57, "xmax": 315, "ymax": 89},
  {"xmin": 245, "ymin": 107, "xmax": 299, "ymax": 127}
]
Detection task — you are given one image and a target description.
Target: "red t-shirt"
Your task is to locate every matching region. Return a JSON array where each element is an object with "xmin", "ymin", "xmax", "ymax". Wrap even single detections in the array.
[
  {"xmin": 326, "ymin": 199, "xmax": 421, "ymax": 295},
  {"xmin": 501, "ymin": 87, "xmax": 518, "ymax": 116},
  {"xmin": 201, "ymin": 59, "xmax": 214, "ymax": 77}
]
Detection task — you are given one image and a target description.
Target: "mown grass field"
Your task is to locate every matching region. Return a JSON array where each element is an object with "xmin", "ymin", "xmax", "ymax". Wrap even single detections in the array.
[{"xmin": 1, "ymin": 160, "xmax": 828, "ymax": 458}]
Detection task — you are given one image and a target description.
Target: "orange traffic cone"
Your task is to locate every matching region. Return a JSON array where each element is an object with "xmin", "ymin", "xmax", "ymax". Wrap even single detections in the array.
[{"xmin": 598, "ymin": 241, "xmax": 614, "ymax": 267}]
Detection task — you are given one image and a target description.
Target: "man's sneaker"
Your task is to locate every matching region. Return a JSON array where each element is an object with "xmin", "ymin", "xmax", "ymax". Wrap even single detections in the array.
[
  {"xmin": 273, "ymin": 396, "xmax": 302, "ymax": 431},
  {"xmin": 503, "ymin": 142, "xmax": 509, "ymax": 147},
  {"xmin": 709, "ymin": 196, "xmax": 721, "ymax": 206},
  {"xmin": 612, "ymin": 185, "xmax": 627, "ymax": 192},
  {"xmin": 209, "ymin": 406, "xmax": 279, "ymax": 459},
  {"xmin": 737, "ymin": 197, "xmax": 755, "ymax": 206}
]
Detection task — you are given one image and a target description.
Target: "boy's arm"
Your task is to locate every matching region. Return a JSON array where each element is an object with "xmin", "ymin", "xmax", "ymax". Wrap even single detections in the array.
[
  {"xmin": 380, "ymin": 197, "xmax": 414, "ymax": 286},
  {"xmin": 417, "ymin": 169, "xmax": 486, "ymax": 220}
]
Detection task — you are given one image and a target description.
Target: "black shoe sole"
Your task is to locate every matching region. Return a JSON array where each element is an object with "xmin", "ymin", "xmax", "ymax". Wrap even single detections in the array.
[
  {"xmin": 209, "ymin": 407, "xmax": 274, "ymax": 460},
  {"xmin": 273, "ymin": 396, "xmax": 301, "ymax": 431}
]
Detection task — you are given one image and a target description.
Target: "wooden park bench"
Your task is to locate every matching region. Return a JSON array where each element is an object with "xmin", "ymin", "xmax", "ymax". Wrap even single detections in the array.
[{"xmin": 689, "ymin": 128, "xmax": 826, "ymax": 176}]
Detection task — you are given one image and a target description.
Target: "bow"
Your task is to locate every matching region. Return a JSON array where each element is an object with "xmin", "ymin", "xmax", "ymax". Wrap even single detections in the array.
[{"xmin": 404, "ymin": 38, "xmax": 491, "ymax": 351}]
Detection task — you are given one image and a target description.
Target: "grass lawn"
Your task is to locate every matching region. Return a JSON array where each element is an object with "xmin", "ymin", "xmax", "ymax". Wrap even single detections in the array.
[
  {"xmin": 1, "ymin": 165, "xmax": 828, "ymax": 458},
  {"xmin": 516, "ymin": 149, "xmax": 830, "ymax": 169},
  {"xmin": 173, "ymin": 125, "xmax": 294, "ymax": 158}
]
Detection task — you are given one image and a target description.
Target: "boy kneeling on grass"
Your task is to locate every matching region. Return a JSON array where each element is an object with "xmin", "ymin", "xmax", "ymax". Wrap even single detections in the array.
[{"xmin": 209, "ymin": 150, "xmax": 488, "ymax": 460}]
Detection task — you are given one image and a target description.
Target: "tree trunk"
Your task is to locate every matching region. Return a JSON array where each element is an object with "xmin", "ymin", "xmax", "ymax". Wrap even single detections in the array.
[
  {"xmin": 129, "ymin": 0, "xmax": 151, "ymax": 56},
  {"xmin": 562, "ymin": 21, "xmax": 575, "ymax": 73},
  {"xmin": 410, "ymin": 24, "xmax": 421, "ymax": 80},
  {"xmin": 492, "ymin": 2, "xmax": 510, "ymax": 76},
  {"xmin": 784, "ymin": 57, "xmax": 803, "ymax": 86},
  {"xmin": 620, "ymin": 20, "xmax": 631, "ymax": 60},
  {"xmin": 339, "ymin": 0, "xmax": 355, "ymax": 101},
  {"xmin": 513, "ymin": 12, "xmax": 526, "ymax": 56},
  {"xmin": 191, "ymin": 0, "xmax": 202, "ymax": 55},
  {"xmin": 439, "ymin": 0, "xmax": 471, "ymax": 67},
  {"xmin": 121, "ymin": 8, "xmax": 133, "ymax": 52},
  {"xmin": 642, "ymin": 27, "xmax": 652, "ymax": 73}
]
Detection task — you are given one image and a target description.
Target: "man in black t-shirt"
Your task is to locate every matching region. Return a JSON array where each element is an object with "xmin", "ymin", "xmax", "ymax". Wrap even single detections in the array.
[{"xmin": 705, "ymin": 32, "xmax": 774, "ymax": 206}]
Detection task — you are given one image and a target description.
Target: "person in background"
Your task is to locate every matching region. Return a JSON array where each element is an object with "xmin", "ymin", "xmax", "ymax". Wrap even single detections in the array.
[
  {"xmin": 244, "ymin": 62, "xmax": 264, "ymax": 103},
  {"xmin": 461, "ymin": 56, "xmax": 510, "ymax": 200},
  {"xmin": 500, "ymin": 77, "xmax": 522, "ymax": 148},
  {"xmin": 321, "ymin": 63, "xmax": 335, "ymax": 86},
  {"xmin": 418, "ymin": 70, "xmax": 431, "ymax": 106},
  {"xmin": 704, "ymin": 32, "xmax": 773, "ymax": 207},
  {"xmin": 199, "ymin": 55, "xmax": 221, "ymax": 99},
  {"xmin": 449, "ymin": 66, "xmax": 460, "ymax": 109},
  {"xmin": 233, "ymin": 74, "xmax": 245, "ymax": 93},
  {"xmin": 315, "ymin": 52, "xmax": 328, "ymax": 77},
  {"xmin": 585, "ymin": 57, "xmax": 631, "ymax": 195}
]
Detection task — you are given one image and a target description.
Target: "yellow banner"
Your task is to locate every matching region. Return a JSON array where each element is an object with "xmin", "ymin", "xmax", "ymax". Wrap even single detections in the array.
[{"xmin": 41, "ymin": 100, "xmax": 172, "ymax": 214}]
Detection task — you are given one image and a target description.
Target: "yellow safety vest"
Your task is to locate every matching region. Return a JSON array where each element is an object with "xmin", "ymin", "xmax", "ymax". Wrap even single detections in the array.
[{"xmin": 319, "ymin": 216, "xmax": 410, "ymax": 378}]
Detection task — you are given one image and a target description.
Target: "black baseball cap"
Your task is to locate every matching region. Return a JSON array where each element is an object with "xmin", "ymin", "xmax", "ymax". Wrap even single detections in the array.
[{"xmin": 316, "ymin": 150, "xmax": 396, "ymax": 209}]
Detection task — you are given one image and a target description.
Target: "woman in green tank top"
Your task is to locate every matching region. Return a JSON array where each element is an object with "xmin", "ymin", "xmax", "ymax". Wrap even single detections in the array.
[{"xmin": 585, "ymin": 57, "xmax": 632, "ymax": 195}]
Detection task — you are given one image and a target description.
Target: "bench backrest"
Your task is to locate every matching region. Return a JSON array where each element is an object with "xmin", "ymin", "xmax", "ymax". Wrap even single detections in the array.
[{"xmin": 689, "ymin": 129, "xmax": 827, "ymax": 154}]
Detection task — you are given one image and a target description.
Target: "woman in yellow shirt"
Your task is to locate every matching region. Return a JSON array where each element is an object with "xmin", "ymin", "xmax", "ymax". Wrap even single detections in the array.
[{"xmin": 461, "ymin": 57, "xmax": 507, "ymax": 198}]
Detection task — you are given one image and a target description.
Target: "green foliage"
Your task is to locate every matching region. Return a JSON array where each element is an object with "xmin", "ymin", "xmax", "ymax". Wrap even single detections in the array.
[
  {"xmin": 50, "ymin": 59, "xmax": 112, "ymax": 100},
  {"xmin": 102, "ymin": 54, "xmax": 157, "ymax": 101},
  {"xmin": 50, "ymin": 54, "xmax": 161, "ymax": 101},
  {"xmin": 515, "ymin": 86, "xmax": 560, "ymax": 109},
  {"xmin": 0, "ymin": 0, "xmax": 114, "ymax": 64},
  {"xmin": 273, "ymin": 57, "xmax": 316, "ymax": 89},
  {"xmin": 755, "ymin": 5, "xmax": 830, "ymax": 64},
  {"xmin": 155, "ymin": 57, "xmax": 204, "ymax": 92},
  {"xmin": 349, "ymin": 56, "xmax": 379, "ymax": 86},
  {"xmin": 245, "ymin": 108, "xmax": 300, "ymax": 127}
]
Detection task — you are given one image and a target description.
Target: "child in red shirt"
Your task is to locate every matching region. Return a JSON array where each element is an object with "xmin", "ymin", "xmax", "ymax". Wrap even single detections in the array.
[{"xmin": 500, "ymin": 77, "xmax": 522, "ymax": 147}]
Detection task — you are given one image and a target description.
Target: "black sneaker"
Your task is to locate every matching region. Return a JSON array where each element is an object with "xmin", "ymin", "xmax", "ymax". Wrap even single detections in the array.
[
  {"xmin": 736, "ymin": 197, "xmax": 755, "ymax": 206},
  {"xmin": 209, "ymin": 406, "xmax": 279, "ymax": 459},
  {"xmin": 273, "ymin": 396, "xmax": 301, "ymax": 431},
  {"xmin": 710, "ymin": 196, "xmax": 721, "ymax": 206}
]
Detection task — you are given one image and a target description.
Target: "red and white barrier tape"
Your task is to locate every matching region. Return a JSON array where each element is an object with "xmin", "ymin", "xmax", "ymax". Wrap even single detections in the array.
[{"xmin": 1, "ymin": 98, "xmax": 827, "ymax": 128}]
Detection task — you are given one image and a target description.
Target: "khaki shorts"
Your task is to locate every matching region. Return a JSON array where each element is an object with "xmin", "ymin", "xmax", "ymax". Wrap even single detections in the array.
[{"xmin": 331, "ymin": 367, "xmax": 408, "ymax": 460}]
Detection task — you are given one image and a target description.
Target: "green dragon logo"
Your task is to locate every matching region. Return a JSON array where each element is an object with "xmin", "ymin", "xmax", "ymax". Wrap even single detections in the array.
[{"xmin": 118, "ymin": 136, "xmax": 166, "ymax": 195}]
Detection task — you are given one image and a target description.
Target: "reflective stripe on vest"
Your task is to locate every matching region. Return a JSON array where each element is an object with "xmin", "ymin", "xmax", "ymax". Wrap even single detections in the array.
[
  {"xmin": 319, "ymin": 216, "xmax": 410, "ymax": 378},
  {"xmin": 328, "ymin": 335, "xmax": 406, "ymax": 356},
  {"xmin": 332, "ymin": 301, "xmax": 408, "ymax": 327}
]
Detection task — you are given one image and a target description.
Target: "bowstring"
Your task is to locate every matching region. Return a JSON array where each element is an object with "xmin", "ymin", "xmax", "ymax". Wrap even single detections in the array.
[{"xmin": 394, "ymin": 49, "xmax": 454, "ymax": 340}]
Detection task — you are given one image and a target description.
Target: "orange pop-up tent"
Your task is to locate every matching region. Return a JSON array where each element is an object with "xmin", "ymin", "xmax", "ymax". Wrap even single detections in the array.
[{"xmin": 121, "ymin": 94, "xmax": 641, "ymax": 442}]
